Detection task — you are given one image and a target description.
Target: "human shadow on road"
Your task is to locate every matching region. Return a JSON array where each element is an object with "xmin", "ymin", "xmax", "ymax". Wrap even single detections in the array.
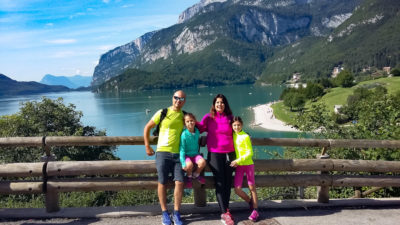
[{"xmin": 17, "ymin": 218, "xmax": 101, "ymax": 225}]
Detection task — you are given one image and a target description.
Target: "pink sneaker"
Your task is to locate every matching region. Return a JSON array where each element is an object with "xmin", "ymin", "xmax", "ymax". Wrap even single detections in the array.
[
  {"xmin": 248, "ymin": 209, "xmax": 259, "ymax": 222},
  {"xmin": 221, "ymin": 211, "xmax": 234, "ymax": 225},
  {"xmin": 226, "ymin": 208, "xmax": 234, "ymax": 221},
  {"xmin": 197, "ymin": 175, "xmax": 206, "ymax": 184}
]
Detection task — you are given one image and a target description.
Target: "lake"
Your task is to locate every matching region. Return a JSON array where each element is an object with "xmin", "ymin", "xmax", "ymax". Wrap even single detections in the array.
[{"xmin": 0, "ymin": 84, "xmax": 299, "ymax": 160}]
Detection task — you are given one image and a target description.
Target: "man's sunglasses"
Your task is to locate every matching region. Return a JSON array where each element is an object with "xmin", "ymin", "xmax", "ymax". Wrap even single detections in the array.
[{"xmin": 173, "ymin": 96, "xmax": 185, "ymax": 101}]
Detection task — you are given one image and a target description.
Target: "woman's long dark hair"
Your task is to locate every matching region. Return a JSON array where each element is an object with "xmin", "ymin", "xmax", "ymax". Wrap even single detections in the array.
[{"xmin": 210, "ymin": 94, "xmax": 232, "ymax": 118}]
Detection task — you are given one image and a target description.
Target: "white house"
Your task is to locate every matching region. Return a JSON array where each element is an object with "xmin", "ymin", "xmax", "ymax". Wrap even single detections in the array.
[
  {"xmin": 332, "ymin": 66, "xmax": 344, "ymax": 78},
  {"xmin": 334, "ymin": 105, "xmax": 342, "ymax": 114}
]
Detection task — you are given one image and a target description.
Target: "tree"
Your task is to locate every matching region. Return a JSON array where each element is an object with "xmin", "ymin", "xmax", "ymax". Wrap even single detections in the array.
[
  {"xmin": 391, "ymin": 68, "xmax": 400, "ymax": 76},
  {"xmin": 283, "ymin": 91, "xmax": 306, "ymax": 111},
  {"xmin": 0, "ymin": 97, "xmax": 118, "ymax": 163},
  {"xmin": 318, "ymin": 78, "xmax": 333, "ymax": 88},
  {"xmin": 295, "ymin": 89, "xmax": 400, "ymax": 160},
  {"xmin": 334, "ymin": 70, "xmax": 355, "ymax": 87},
  {"xmin": 305, "ymin": 82, "xmax": 324, "ymax": 101}
]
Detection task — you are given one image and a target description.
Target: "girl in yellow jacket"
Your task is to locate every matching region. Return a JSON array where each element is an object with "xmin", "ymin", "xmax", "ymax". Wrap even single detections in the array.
[{"xmin": 230, "ymin": 116, "xmax": 259, "ymax": 222}]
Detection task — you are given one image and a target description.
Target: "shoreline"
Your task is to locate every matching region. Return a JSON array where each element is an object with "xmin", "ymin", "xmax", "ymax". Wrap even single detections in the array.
[{"xmin": 251, "ymin": 102, "xmax": 299, "ymax": 132}]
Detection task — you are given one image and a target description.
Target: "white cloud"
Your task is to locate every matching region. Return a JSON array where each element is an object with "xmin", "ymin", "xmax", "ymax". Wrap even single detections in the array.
[
  {"xmin": 46, "ymin": 39, "xmax": 77, "ymax": 44},
  {"xmin": 103, "ymin": 0, "xmax": 110, "ymax": 3}
]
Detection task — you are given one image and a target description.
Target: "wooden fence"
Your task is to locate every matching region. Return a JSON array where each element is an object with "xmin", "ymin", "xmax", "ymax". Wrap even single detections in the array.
[{"xmin": 1, "ymin": 136, "xmax": 400, "ymax": 212}]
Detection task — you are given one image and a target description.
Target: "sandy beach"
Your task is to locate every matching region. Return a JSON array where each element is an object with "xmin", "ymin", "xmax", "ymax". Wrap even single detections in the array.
[{"xmin": 252, "ymin": 102, "xmax": 299, "ymax": 132}]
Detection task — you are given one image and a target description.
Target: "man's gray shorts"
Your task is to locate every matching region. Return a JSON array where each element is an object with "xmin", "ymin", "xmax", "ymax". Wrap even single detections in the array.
[{"xmin": 156, "ymin": 151, "xmax": 184, "ymax": 184}]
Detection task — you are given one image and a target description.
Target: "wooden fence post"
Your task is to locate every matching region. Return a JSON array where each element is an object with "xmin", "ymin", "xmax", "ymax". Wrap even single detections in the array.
[
  {"xmin": 317, "ymin": 147, "xmax": 330, "ymax": 203},
  {"xmin": 193, "ymin": 182, "xmax": 207, "ymax": 207},
  {"xmin": 354, "ymin": 187, "xmax": 362, "ymax": 198},
  {"xmin": 41, "ymin": 136, "xmax": 60, "ymax": 212},
  {"xmin": 45, "ymin": 189, "xmax": 60, "ymax": 212},
  {"xmin": 298, "ymin": 186, "xmax": 305, "ymax": 199}
]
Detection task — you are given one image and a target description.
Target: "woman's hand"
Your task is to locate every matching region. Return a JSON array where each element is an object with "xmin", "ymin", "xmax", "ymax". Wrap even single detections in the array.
[{"xmin": 230, "ymin": 160, "xmax": 238, "ymax": 168}]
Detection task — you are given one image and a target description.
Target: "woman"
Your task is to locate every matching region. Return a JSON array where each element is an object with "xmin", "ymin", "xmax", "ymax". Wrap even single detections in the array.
[{"xmin": 197, "ymin": 94, "xmax": 235, "ymax": 225}]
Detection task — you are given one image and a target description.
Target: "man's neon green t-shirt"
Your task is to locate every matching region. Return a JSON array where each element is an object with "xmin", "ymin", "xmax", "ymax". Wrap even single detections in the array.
[{"xmin": 151, "ymin": 107, "xmax": 184, "ymax": 154}]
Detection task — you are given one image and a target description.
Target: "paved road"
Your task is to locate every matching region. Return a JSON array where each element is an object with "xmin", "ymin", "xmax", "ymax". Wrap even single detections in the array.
[{"xmin": 1, "ymin": 199, "xmax": 400, "ymax": 225}]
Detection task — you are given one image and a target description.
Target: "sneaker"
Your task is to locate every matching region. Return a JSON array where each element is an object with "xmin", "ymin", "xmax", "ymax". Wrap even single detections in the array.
[
  {"xmin": 172, "ymin": 211, "xmax": 183, "ymax": 225},
  {"xmin": 185, "ymin": 177, "xmax": 192, "ymax": 188},
  {"xmin": 248, "ymin": 209, "xmax": 259, "ymax": 222},
  {"xmin": 162, "ymin": 211, "xmax": 171, "ymax": 225},
  {"xmin": 226, "ymin": 209, "xmax": 234, "ymax": 221},
  {"xmin": 197, "ymin": 175, "xmax": 206, "ymax": 184},
  {"xmin": 221, "ymin": 210, "xmax": 234, "ymax": 225}
]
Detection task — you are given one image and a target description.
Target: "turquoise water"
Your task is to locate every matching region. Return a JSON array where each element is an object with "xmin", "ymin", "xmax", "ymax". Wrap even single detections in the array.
[{"xmin": 0, "ymin": 84, "xmax": 299, "ymax": 160}]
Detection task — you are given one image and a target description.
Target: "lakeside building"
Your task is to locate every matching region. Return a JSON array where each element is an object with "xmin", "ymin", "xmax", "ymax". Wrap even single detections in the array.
[{"xmin": 331, "ymin": 66, "xmax": 344, "ymax": 78}]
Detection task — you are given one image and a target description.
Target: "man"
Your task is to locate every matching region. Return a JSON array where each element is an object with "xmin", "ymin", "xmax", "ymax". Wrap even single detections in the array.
[{"xmin": 144, "ymin": 90, "xmax": 186, "ymax": 225}]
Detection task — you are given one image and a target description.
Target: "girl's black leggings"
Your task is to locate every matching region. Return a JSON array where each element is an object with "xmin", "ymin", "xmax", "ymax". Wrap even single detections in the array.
[{"xmin": 207, "ymin": 151, "xmax": 236, "ymax": 213}]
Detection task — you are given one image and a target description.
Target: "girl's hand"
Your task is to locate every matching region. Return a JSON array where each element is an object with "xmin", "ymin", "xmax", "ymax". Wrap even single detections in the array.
[{"xmin": 230, "ymin": 160, "xmax": 238, "ymax": 168}]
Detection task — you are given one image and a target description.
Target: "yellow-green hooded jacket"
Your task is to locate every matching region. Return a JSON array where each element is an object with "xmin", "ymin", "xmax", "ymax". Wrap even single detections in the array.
[{"xmin": 233, "ymin": 130, "xmax": 254, "ymax": 166}]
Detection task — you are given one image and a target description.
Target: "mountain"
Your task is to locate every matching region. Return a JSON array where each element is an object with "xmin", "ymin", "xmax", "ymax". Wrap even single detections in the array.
[
  {"xmin": 40, "ymin": 74, "xmax": 92, "ymax": 89},
  {"xmin": 0, "ymin": 74, "xmax": 70, "ymax": 96},
  {"xmin": 92, "ymin": 0, "xmax": 378, "ymax": 91},
  {"xmin": 258, "ymin": 0, "xmax": 400, "ymax": 83}
]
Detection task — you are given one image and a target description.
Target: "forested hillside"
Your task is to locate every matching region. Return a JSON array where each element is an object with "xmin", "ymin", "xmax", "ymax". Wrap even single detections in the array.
[
  {"xmin": 259, "ymin": 0, "xmax": 400, "ymax": 83},
  {"xmin": 93, "ymin": 0, "xmax": 362, "ymax": 91}
]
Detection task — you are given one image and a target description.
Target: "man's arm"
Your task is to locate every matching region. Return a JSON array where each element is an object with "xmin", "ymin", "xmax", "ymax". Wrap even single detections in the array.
[{"xmin": 144, "ymin": 120, "xmax": 156, "ymax": 156}]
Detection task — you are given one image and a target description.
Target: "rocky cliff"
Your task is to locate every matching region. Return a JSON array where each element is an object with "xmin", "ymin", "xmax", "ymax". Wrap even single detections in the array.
[{"xmin": 92, "ymin": 0, "xmax": 362, "ymax": 88}]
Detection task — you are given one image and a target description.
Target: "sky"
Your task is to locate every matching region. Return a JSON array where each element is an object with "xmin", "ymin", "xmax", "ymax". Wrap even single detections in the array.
[{"xmin": 0, "ymin": 0, "xmax": 199, "ymax": 82}]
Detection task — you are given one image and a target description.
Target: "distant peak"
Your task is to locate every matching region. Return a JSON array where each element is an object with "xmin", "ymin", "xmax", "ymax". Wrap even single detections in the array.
[
  {"xmin": 178, "ymin": 0, "xmax": 228, "ymax": 23},
  {"xmin": 0, "ymin": 74, "xmax": 13, "ymax": 81}
]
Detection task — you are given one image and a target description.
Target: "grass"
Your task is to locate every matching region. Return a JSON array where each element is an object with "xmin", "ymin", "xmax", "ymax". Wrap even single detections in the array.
[
  {"xmin": 271, "ymin": 101, "xmax": 297, "ymax": 125},
  {"xmin": 273, "ymin": 76, "xmax": 400, "ymax": 123}
]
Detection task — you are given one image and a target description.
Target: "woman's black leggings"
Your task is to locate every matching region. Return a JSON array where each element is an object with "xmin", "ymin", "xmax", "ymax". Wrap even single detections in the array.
[{"xmin": 207, "ymin": 151, "xmax": 236, "ymax": 213}]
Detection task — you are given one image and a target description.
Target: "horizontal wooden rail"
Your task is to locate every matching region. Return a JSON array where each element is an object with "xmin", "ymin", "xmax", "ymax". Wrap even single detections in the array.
[
  {"xmin": 43, "ymin": 174, "xmax": 400, "ymax": 193},
  {"xmin": 0, "ymin": 181, "xmax": 43, "ymax": 194},
  {"xmin": 254, "ymin": 159, "xmax": 400, "ymax": 173},
  {"xmin": 48, "ymin": 177, "xmax": 160, "ymax": 192},
  {"xmin": 3, "ymin": 159, "xmax": 400, "ymax": 177},
  {"xmin": 256, "ymin": 175, "xmax": 400, "ymax": 187},
  {"xmin": 3, "ymin": 174, "xmax": 400, "ymax": 195},
  {"xmin": 46, "ymin": 161, "xmax": 157, "ymax": 176},
  {"xmin": 1, "ymin": 136, "xmax": 400, "ymax": 148},
  {"xmin": 45, "ymin": 136, "xmax": 157, "ymax": 146},
  {"xmin": 0, "ymin": 163, "xmax": 44, "ymax": 177},
  {"xmin": 0, "ymin": 137, "xmax": 43, "ymax": 147}
]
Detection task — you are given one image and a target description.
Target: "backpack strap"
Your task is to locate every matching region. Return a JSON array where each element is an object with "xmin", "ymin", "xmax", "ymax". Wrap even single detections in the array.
[
  {"xmin": 152, "ymin": 108, "xmax": 168, "ymax": 136},
  {"xmin": 159, "ymin": 108, "xmax": 168, "ymax": 123}
]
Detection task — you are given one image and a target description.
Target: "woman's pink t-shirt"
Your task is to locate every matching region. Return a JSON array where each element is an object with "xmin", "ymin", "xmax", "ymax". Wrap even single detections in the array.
[{"xmin": 197, "ymin": 112, "xmax": 234, "ymax": 153}]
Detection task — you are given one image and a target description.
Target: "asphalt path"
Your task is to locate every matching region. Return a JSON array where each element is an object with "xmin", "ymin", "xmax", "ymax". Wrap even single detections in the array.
[{"xmin": 1, "ymin": 199, "xmax": 400, "ymax": 225}]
